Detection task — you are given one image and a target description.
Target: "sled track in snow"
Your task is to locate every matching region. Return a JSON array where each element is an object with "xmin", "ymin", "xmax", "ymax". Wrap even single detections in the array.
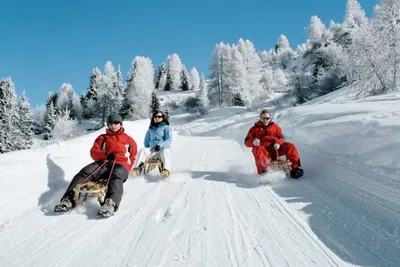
[{"xmin": 285, "ymin": 142, "xmax": 400, "ymax": 265}]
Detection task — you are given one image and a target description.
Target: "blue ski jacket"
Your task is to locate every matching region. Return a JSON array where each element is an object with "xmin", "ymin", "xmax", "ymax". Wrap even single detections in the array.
[{"xmin": 144, "ymin": 122, "xmax": 172, "ymax": 149}]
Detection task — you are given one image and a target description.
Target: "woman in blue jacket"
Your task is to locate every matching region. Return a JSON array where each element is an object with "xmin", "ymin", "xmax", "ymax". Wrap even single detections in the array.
[{"xmin": 131, "ymin": 110, "xmax": 172, "ymax": 178}]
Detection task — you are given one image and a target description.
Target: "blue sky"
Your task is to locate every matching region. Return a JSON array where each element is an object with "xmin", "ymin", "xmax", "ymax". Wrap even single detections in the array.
[{"xmin": 0, "ymin": 0, "xmax": 376, "ymax": 107}]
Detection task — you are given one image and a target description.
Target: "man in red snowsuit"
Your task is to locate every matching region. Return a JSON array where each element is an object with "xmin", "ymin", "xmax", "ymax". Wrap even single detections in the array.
[
  {"xmin": 54, "ymin": 112, "xmax": 137, "ymax": 216},
  {"xmin": 244, "ymin": 109, "xmax": 304, "ymax": 179}
]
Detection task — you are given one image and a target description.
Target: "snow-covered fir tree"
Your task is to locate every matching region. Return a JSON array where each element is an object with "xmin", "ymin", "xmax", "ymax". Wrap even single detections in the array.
[
  {"xmin": 272, "ymin": 35, "xmax": 295, "ymax": 70},
  {"xmin": 237, "ymin": 39, "xmax": 263, "ymax": 106},
  {"xmin": 164, "ymin": 54, "xmax": 183, "ymax": 91},
  {"xmin": 189, "ymin": 67, "xmax": 200, "ymax": 91},
  {"xmin": 82, "ymin": 67, "xmax": 101, "ymax": 119},
  {"xmin": 96, "ymin": 61, "xmax": 123, "ymax": 125},
  {"xmin": 31, "ymin": 105, "xmax": 46, "ymax": 135},
  {"xmin": 150, "ymin": 92, "xmax": 160, "ymax": 115},
  {"xmin": 122, "ymin": 56, "xmax": 155, "ymax": 119},
  {"xmin": 57, "ymin": 83, "xmax": 82, "ymax": 119},
  {"xmin": 228, "ymin": 45, "xmax": 246, "ymax": 106},
  {"xmin": 155, "ymin": 64, "xmax": 167, "ymax": 90},
  {"xmin": 115, "ymin": 65, "xmax": 126, "ymax": 110},
  {"xmin": 0, "ymin": 77, "xmax": 19, "ymax": 153},
  {"xmin": 51, "ymin": 108, "xmax": 80, "ymax": 141},
  {"xmin": 15, "ymin": 91, "xmax": 33, "ymax": 150},
  {"xmin": 197, "ymin": 73, "xmax": 209, "ymax": 108},
  {"xmin": 180, "ymin": 67, "xmax": 190, "ymax": 91},
  {"xmin": 208, "ymin": 43, "xmax": 226, "ymax": 106},
  {"xmin": 43, "ymin": 92, "xmax": 58, "ymax": 140}
]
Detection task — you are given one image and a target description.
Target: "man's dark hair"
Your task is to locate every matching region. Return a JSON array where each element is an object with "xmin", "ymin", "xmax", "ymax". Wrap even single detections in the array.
[{"xmin": 259, "ymin": 109, "xmax": 271, "ymax": 117}]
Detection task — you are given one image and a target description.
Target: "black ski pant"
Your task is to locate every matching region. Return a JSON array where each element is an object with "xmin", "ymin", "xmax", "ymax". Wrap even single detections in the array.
[{"xmin": 61, "ymin": 161, "xmax": 129, "ymax": 209}]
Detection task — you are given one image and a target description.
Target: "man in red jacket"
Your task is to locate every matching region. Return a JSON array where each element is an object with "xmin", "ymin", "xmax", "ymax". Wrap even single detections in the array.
[
  {"xmin": 244, "ymin": 109, "xmax": 304, "ymax": 179},
  {"xmin": 54, "ymin": 112, "xmax": 137, "ymax": 217}
]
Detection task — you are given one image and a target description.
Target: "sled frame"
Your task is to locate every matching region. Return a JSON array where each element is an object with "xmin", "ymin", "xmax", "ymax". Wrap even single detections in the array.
[
  {"xmin": 268, "ymin": 149, "xmax": 292, "ymax": 177},
  {"xmin": 143, "ymin": 158, "xmax": 163, "ymax": 175},
  {"xmin": 73, "ymin": 180, "xmax": 108, "ymax": 206}
]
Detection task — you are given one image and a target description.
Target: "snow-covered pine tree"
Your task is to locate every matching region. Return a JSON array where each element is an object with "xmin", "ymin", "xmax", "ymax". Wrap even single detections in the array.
[
  {"xmin": 228, "ymin": 44, "xmax": 246, "ymax": 106},
  {"xmin": 0, "ymin": 77, "xmax": 19, "ymax": 153},
  {"xmin": 115, "ymin": 65, "xmax": 125, "ymax": 112},
  {"xmin": 373, "ymin": 0, "xmax": 400, "ymax": 93},
  {"xmin": 82, "ymin": 67, "xmax": 101, "ymax": 119},
  {"xmin": 57, "ymin": 83, "xmax": 82, "ymax": 120},
  {"xmin": 31, "ymin": 105, "xmax": 46, "ymax": 135},
  {"xmin": 197, "ymin": 73, "xmax": 209, "ymax": 108},
  {"xmin": 43, "ymin": 93, "xmax": 58, "ymax": 140},
  {"xmin": 189, "ymin": 67, "xmax": 200, "ymax": 91},
  {"xmin": 346, "ymin": 0, "xmax": 400, "ymax": 97},
  {"xmin": 164, "ymin": 54, "xmax": 183, "ymax": 91},
  {"xmin": 272, "ymin": 35, "xmax": 295, "ymax": 70},
  {"xmin": 208, "ymin": 43, "xmax": 227, "ymax": 107},
  {"xmin": 164, "ymin": 72, "xmax": 172, "ymax": 91},
  {"xmin": 123, "ymin": 56, "xmax": 155, "ymax": 119},
  {"xmin": 344, "ymin": 0, "xmax": 368, "ymax": 30},
  {"xmin": 298, "ymin": 16, "xmax": 346, "ymax": 99},
  {"xmin": 155, "ymin": 64, "xmax": 167, "ymax": 90},
  {"xmin": 237, "ymin": 39, "xmax": 263, "ymax": 107},
  {"xmin": 180, "ymin": 67, "xmax": 190, "ymax": 91},
  {"xmin": 16, "ymin": 91, "xmax": 33, "ymax": 150},
  {"xmin": 150, "ymin": 92, "xmax": 160, "ymax": 115},
  {"xmin": 96, "ymin": 61, "xmax": 123, "ymax": 125},
  {"xmin": 51, "ymin": 108, "xmax": 80, "ymax": 140}
]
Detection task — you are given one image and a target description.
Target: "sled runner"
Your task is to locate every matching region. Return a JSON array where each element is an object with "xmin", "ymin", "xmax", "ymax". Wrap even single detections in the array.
[
  {"xmin": 267, "ymin": 149, "xmax": 292, "ymax": 177},
  {"xmin": 130, "ymin": 152, "xmax": 170, "ymax": 179}
]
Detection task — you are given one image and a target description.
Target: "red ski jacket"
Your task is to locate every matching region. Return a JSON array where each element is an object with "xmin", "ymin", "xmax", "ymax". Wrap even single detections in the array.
[
  {"xmin": 244, "ymin": 121, "xmax": 285, "ymax": 148},
  {"xmin": 90, "ymin": 127, "xmax": 137, "ymax": 171}
]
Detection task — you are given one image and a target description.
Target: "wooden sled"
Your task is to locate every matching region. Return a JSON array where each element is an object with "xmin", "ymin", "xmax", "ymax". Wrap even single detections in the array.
[
  {"xmin": 143, "ymin": 158, "xmax": 163, "ymax": 175},
  {"xmin": 268, "ymin": 158, "xmax": 292, "ymax": 177},
  {"xmin": 73, "ymin": 180, "xmax": 107, "ymax": 206}
]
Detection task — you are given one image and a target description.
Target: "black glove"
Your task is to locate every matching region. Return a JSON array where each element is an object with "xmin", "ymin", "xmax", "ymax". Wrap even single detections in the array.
[
  {"xmin": 154, "ymin": 145, "xmax": 161, "ymax": 152},
  {"xmin": 107, "ymin": 152, "xmax": 116, "ymax": 161}
]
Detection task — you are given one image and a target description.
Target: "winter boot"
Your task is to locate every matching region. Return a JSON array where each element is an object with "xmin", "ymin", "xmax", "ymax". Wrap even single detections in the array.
[
  {"xmin": 290, "ymin": 167, "xmax": 304, "ymax": 179},
  {"xmin": 54, "ymin": 198, "xmax": 74, "ymax": 212},
  {"xmin": 98, "ymin": 198, "xmax": 116, "ymax": 217},
  {"xmin": 130, "ymin": 163, "xmax": 143, "ymax": 176},
  {"xmin": 160, "ymin": 169, "xmax": 170, "ymax": 178}
]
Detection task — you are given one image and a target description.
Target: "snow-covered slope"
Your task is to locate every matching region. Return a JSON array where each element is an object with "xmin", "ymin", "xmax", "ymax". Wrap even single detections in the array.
[{"xmin": 0, "ymin": 92, "xmax": 399, "ymax": 266}]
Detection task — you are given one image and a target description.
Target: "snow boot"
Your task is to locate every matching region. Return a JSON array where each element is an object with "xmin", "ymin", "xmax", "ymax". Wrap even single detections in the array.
[
  {"xmin": 54, "ymin": 198, "xmax": 74, "ymax": 213},
  {"xmin": 160, "ymin": 169, "xmax": 170, "ymax": 178},
  {"xmin": 290, "ymin": 167, "xmax": 304, "ymax": 179},
  {"xmin": 98, "ymin": 198, "xmax": 116, "ymax": 217},
  {"xmin": 130, "ymin": 163, "xmax": 143, "ymax": 176}
]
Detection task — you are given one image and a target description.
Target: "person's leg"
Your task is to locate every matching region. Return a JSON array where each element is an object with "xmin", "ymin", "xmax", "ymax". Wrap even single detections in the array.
[
  {"xmin": 159, "ymin": 148, "xmax": 171, "ymax": 176},
  {"xmin": 133, "ymin": 148, "xmax": 153, "ymax": 167},
  {"xmin": 61, "ymin": 161, "xmax": 105, "ymax": 201},
  {"xmin": 278, "ymin": 142, "xmax": 303, "ymax": 178},
  {"xmin": 252, "ymin": 146, "xmax": 270, "ymax": 175},
  {"xmin": 99, "ymin": 164, "xmax": 129, "ymax": 216},
  {"xmin": 131, "ymin": 148, "xmax": 153, "ymax": 175},
  {"xmin": 55, "ymin": 161, "xmax": 106, "ymax": 212}
]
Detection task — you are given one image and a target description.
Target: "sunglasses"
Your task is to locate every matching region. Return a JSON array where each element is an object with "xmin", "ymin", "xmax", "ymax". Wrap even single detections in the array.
[
  {"xmin": 260, "ymin": 117, "xmax": 271, "ymax": 120},
  {"xmin": 154, "ymin": 115, "xmax": 163, "ymax": 118}
]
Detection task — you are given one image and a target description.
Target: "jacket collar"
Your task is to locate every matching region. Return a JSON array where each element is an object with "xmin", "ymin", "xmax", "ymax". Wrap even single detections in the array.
[
  {"xmin": 254, "ymin": 121, "xmax": 273, "ymax": 127},
  {"xmin": 151, "ymin": 122, "xmax": 166, "ymax": 128},
  {"xmin": 106, "ymin": 127, "xmax": 125, "ymax": 135}
]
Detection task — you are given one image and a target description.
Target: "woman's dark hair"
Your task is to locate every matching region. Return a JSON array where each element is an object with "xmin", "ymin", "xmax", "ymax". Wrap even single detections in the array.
[{"xmin": 150, "ymin": 110, "xmax": 170, "ymax": 127}]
